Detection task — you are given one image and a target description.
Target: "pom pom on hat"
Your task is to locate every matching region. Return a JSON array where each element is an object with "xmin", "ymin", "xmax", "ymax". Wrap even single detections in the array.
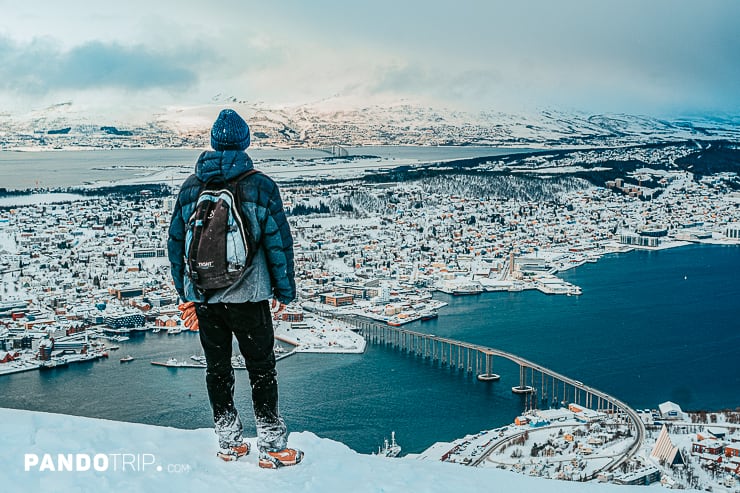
[{"xmin": 210, "ymin": 109, "xmax": 251, "ymax": 151}]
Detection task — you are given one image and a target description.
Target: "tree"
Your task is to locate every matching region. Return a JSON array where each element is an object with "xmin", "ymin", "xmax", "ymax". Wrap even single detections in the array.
[{"xmin": 530, "ymin": 443, "xmax": 539, "ymax": 457}]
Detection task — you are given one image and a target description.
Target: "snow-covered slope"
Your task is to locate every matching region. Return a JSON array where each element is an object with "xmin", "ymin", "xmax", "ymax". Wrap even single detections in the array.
[{"xmin": 2, "ymin": 407, "xmax": 660, "ymax": 493}]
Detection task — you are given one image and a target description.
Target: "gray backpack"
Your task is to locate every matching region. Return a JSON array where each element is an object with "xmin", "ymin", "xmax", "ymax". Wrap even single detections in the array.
[{"xmin": 185, "ymin": 170, "xmax": 258, "ymax": 291}]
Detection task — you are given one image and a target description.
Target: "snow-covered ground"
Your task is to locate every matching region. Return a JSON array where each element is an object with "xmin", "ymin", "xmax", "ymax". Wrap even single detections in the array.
[
  {"xmin": 274, "ymin": 316, "xmax": 366, "ymax": 354},
  {"xmin": 1, "ymin": 407, "xmax": 666, "ymax": 493},
  {"xmin": 0, "ymin": 223, "xmax": 17, "ymax": 253}
]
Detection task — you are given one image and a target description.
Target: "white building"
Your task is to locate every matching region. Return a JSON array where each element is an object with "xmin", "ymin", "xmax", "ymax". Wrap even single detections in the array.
[
  {"xmin": 725, "ymin": 223, "xmax": 740, "ymax": 239},
  {"xmin": 658, "ymin": 401, "xmax": 687, "ymax": 421}
]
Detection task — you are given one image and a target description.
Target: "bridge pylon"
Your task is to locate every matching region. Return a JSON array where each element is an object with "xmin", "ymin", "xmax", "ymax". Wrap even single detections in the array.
[
  {"xmin": 477, "ymin": 352, "xmax": 500, "ymax": 381},
  {"xmin": 511, "ymin": 364, "xmax": 534, "ymax": 394}
]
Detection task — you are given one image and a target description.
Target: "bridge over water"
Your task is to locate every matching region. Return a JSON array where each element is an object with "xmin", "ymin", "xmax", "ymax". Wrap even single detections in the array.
[
  {"xmin": 315, "ymin": 311, "xmax": 645, "ymax": 472},
  {"xmin": 315, "ymin": 145, "xmax": 349, "ymax": 158}
]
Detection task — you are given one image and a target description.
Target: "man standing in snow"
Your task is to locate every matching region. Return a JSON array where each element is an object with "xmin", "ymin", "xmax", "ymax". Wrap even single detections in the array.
[{"xmin": 167, "ymin": 109, "xmax": 302, "ymax": 468}]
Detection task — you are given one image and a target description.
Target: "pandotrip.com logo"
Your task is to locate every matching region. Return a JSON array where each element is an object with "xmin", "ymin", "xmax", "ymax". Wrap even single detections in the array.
[{"xmin": 24, "ymin": 452, "xmax": 191, "ymax": 474}]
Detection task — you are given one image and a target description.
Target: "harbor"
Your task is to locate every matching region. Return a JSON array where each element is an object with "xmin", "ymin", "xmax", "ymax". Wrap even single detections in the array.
[
  {"xmin": 0, "ymin": 245, "xmax": 737, "ymax": 469},
  {"xmin": 0, "ymin": 312, "xmax": 361, "ymax": 376}
]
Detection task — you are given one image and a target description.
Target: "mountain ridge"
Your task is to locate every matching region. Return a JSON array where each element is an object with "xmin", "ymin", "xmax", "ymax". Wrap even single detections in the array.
[{"xmin": 1, "ymin": 100, "xmax": 739, "ymax": 150}]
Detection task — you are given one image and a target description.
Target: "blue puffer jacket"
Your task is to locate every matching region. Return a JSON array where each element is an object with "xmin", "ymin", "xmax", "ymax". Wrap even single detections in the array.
[{"xmin": 167, "ymin": 150, "xmax": 295, "ymax": 305}]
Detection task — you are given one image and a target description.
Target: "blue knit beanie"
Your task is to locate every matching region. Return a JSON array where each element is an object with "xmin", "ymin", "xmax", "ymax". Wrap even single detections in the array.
[{"xmin": 210, "ymin": 109, "xmax": 251, "ymax": 151}]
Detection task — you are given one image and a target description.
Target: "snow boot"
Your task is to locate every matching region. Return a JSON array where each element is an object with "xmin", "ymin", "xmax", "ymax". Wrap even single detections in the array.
[
  {"xmin": 217, "ymin": 442, "xmax": 250, "ymax": 462},
  {"xmin": 258, "ymin": 448, "xmax": 304, "ymax": 469}
]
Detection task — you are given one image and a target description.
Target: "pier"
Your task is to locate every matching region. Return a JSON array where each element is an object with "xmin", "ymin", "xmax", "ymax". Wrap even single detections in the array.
[{"xmin": 324, "ymin": 312, "xmax": 645, "ymax": 473}]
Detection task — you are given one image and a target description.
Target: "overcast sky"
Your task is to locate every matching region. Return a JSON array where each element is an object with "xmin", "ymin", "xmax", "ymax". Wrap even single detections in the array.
[{"xmin": 1, "ymin": 0, "xmax": 739, "ymax": 118}]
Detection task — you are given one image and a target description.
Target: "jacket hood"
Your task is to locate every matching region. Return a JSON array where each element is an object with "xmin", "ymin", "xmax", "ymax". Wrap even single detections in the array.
[{"xmin": 195, "ymin": 150, "xmax": 254, "ymax": 182}]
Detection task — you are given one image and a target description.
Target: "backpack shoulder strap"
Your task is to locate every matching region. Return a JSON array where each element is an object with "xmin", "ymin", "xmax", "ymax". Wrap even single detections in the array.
[
  {"xmin": 228, "ymin": 168, "xmax": 260, "ymax": 203},
  {"xmin": 230, "ymin": 168, "xmax": 261, "ymax": 185},
  {"xmin": 228, "ymin": 169, "xmax": 261, "ymax": 254},
  {"xmin": 197, "ymin": 169, "xmax": 259, "ymax": 194}
]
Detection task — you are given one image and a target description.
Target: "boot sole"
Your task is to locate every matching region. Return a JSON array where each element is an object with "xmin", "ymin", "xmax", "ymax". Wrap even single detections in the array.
[
  {"xmin": 217, "ymin": 445, "xmax": 250, "ymax": 462},
  {"xmin": 258, "ymin": 451, "xmax": 303, "ymax": 469}
]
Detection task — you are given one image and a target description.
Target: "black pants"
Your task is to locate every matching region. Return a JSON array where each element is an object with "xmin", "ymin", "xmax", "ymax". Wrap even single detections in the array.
[{"xmin": 195, "ymin": 301, "xmax": 287, "ymax": 451}]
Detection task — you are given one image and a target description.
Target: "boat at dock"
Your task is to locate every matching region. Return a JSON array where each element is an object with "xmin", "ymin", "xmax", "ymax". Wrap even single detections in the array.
[
  {"xmin": 190, "ymin": 354, "xmax": 206, "ymax": 365},
  {"xmin": 452, "ymin": 286, "xmax": 483, "ymax": 295},
  {"xmin": 534, "ymin": 276, "xmax": 583, "ymax": 296},
  {"xmin": 375, "ymin": 432, "xmax": 401, "ymax": 458},
  {"xmin": 151, "ymin": 357, "xmax": 204, "ymax": 368},
  {"xmin": 192, "ymin": 354, "xmax": 247, "ymax": 369},
  {"xmin": 420, "ymin": 310, "xmax": 438, "ymax": 321},
  {"xmin": 95, "ymin": 334, "xmax": 129, "ymax": 342},
  {"xmin": 39, "ymin": 357, "xmax": 69, "ymax": 370},
  {"xmin": 152, "ymin": 356, "xmax": 247, "ymax": 369}
]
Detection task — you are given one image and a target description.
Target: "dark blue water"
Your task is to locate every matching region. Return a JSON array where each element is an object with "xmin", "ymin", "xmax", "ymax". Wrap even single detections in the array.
[{"xmin": 1, "ymin": 244, "xmax": 738, "ymax": 454}]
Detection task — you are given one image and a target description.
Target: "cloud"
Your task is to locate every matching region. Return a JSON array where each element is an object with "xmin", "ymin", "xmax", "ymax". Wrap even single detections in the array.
[
  {"xmin": 367, "ymin": 63, "xmax": 507, "ymax": 110},
  {"xmin": 2, "ymin": 0, "xmax": 740, "ymax": 117},
  {"xmin": 278, "ymin": 0, "xmax": 740, "ymax": 115},
  {"xmin": 0, "ymin": 36, "xmax": 205, "ymax": 95}
]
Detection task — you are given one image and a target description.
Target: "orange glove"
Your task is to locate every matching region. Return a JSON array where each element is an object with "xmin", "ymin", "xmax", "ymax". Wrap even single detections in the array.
[
  {"xmin": 178, "ymin": 301, "xmax": 199, "ymax": 331},
  {"xmin": 271, "ymin": 298, "xmax": 286, "ymax": 321}
]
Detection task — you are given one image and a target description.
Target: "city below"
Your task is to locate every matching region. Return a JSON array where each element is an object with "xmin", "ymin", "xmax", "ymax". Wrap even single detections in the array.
[{"xmin": 1, "ymin": 129, "xmax": 739, "ymax": 490}]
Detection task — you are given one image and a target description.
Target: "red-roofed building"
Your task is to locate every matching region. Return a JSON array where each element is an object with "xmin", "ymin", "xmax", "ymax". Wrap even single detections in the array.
[
  {"xmin": 692, "ymin": 440, "xmax": 724, "ymax": 455},
  {"xmin": 725, "ymin": 444, "xmax": 740, "ymax": 458},
  {"xmin": 0, "ymin": 351, "xmax": 19, "ymax": 363}
]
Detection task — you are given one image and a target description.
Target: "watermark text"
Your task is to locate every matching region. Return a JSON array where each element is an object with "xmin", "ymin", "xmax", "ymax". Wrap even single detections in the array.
[{"xmin": 23, "ymin": 453, "xmax": 189, "ymax": 473}]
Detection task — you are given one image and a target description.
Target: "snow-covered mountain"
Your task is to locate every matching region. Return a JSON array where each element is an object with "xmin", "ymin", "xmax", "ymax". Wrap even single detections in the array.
[
  {"xmin": 152, "ymin": 100, "xmax": 740, "ymax": 148},
  {"xmin": 2, "ymin": 99, "xmax": 739, "ymax": 150},
  {"xmin": 2, "ymin": 407, "xmax": 659, "ymax": 493}
]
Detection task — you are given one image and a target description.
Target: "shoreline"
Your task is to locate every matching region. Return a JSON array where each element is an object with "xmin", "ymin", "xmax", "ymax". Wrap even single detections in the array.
[{"xmin": 0, "ymin": 145, "xmax": 540, "ymax": 192}]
